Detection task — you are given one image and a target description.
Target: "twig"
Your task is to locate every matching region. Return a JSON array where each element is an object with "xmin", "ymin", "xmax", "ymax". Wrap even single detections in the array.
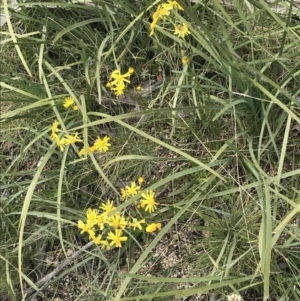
[{"xmin": 17, "ymin": 241, "xmax": 94, "ymax": 301}]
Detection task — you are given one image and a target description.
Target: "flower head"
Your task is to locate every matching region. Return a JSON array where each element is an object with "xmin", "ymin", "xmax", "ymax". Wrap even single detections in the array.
[
  {"xmin": 97, "ymin": 213, "xmax": 108, "ymax": 230},
  {"xmin": 121, "ymin": 188, "xmax": 129, "ymax": 200},
  {"xmin": 107, "ymin": 229, "xmax": 128, "ymax": 248},
  {"xmin": 146, "ymin": 223, "xmax": 162, "ymax": 233},
  {"xmin": 63, "ymin": 96, "xmax": 75, "ymax": 108},
  {"xmin": 86, "ymin": 208, "xmax": 98, "ymax": 224},
  {"xmin": 99, "ymin": 200, "xmax": 115, "ymax": 215},
  {"xmin": 92, "ymin": 234, "xmax": 108, "ymax": 247},
  {"xmin": 138, "ymin": 177, "xmax": 144, "ymax": 185},
  {"xmin": 78, "ymin": 146, "xmax": 95, "ymax": 157},
  {"xmin": 182, "ymin": 56, "xmax": 189, "ymax": 64},
  {"xmin": 78, "ymin": 220, "xmax": 94, "ymax": 236},
  {"xmin": 56, "ymin": 137, "xmax": 67, "ymax": 152},
  {"xmin": 111, "ymin": 82, "xmax": 125, "ymax": 96},
  {"xmin": 174, "ymin": 23, "xmax": 191, "ymax": 38},
  {"xmin": 93, "ymin": 136, "xmax": 111, "ymax": 152},
  {"xmin": 130, "ymin": 218, "xmax": 146, "ymax": 231},
  {"xmin": 167, "ymin": 1, "xmax": 183, "ymax": 10},
  {"xmin": 108, "ymin": 213, "xmax": 128, "ymax": 230},
  {"xmin": 125, "ymin": 182, "xmax": 140, "ymax": 197},
  {"xmin": 63, "ymin": 132, "xmax": 83, "ymax": 145},
  {"xmin": 140, "ymin": 191, "xmax": 158, "ymax": 213}
]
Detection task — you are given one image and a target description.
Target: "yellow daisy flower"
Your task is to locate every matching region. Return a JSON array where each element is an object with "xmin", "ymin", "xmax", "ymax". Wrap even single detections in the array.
[
  {"xmin": 99, "ymin": 200, "xmax": 115, "ymax": 215},
  {"xmin": 182, "ymin": 56, "xmax": 189, "ymax": 64},
  {"xmin": 63, "ymin": 96, "xmax": 75, "ymax": 108},
  {"xmin": 93, "ymin": 136, "xmax": 111, "ymax": 152},
  {"xmin": 86, "ymin": 208, "xmax": 98, "ymax": 224},
  {"xmin": 63, "ymin": 132, "xmax": 83, "ymax": 145},
  {"xmin": 125, "ymin": 182, "xmax": 140, "ymax": 197},
  {"xmin": 130, "ymin": 218, "xmax": 146, "ymax": 231},
  {"xmin": 146, "ymin": 223, "xmax": 162, "ymax": 233},
  {"xmin": 174, "ymin": 23, "xmax": 191, "ymax": 38},
  {"xmin": 140, "ymin": 191, "xmax": 158, "ymax": 213},
  {"xmin": 108, "ymin": 213, "xmax": 128, "ymax": 230},
  {"xmin": 107, "ymin": 229, "xmax": 128, "ymax": 248}
]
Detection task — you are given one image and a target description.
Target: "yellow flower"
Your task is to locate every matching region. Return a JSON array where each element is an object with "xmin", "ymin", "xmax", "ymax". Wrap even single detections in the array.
[
  {"xmin": 56, "ymin": 137, "xmax": 67, "ymax": 152},
  {"xmin": 146, "ymin": 223, "xmax": 162, "ymax": 233},
  {"xmin": 128, "ymin": 67, "xmax": 134, "ymax": 74},
  {"xmin": 150, "ymin": 3, "xmax": 173, "ymax": 36},
  {"xmin": 63, "ymin": 96, "xmax": 75, "ymax": 108},
  {"xmin": 52, "ymin": 119, "xmax": 59, "ymax": 133},
  {"xmin": 78, "ymin": 220, "xmax": 94, "ymax": 235},
  {"xmin": 174, "ymin": 23, "xmax": 191, "ymax": 38},
  {"xmin": 99, "ymin": 200, "xmax": 115, "ymax": 215},
  {"xmin": 168, "ymin": 0, "xmax": 183, "ymax": 10},
  {"xmin": 51, "ymin": 120, "xmax": 59, "ymax": 140},
  {"xmin": 78, "ymin": 146, "xmax": 95, "ymax": 157},
  {"xmin": 107, "ymin": 229, "xmax": 128, "ymax": 248},
  {"xmin": 140, "ymin": 191, "xmax": 158, "ymax": 213},
  {"xmin": 86, "ymin": 208, "xmax": 98, "ymax": 224},
  {"xmin": 51, "ymin": 132, "xmax": 59, "ymax": 141},
  {"xmin": 109, "ymin": 69, "xmax": 131, "ymax": 86},
  {"xmin": 63, "ymin": 132, "xmax": 83, "ymax": 145},
  {"xmin": 97, "ymin": 213, "xmax": 108, "ymax": 230},
  {"xmin": 130, "ymin": 218, "xmax": 146, "ymax": 230},
  {"xmin": 108, "ymin": 213, "xmax": 128, "ymax": 230},
  {"xmin": 136, "ymin": 85, "xmax": 144, "ymax": 92},
  {"xmin": 121, "ymin": 188, "xmax": 128, "ymax": 200},
  {"xmin": 93, "ymin": 136, "xmax": 111, "ymax": 152},
  {"xmin": 111, "ymin": 82, "xmax": 125, "ymax": 96},
  {"xmin": 73, "ymin": 105, "xmax": 78, "ymax": 111},
  {"xmin": 92, "ymin": 234, "xmax": 108, "ymax": 247},
  {"xmin": 125, "ymin": 182, "xmax": 140, "ymax": 197},
  {"xmin": 138, "ymin": 177, "xmax": 144, "ymax": 185},
  {"xmin": 182, "ymin": 56, "xmax": 189, "ymax": 64}
]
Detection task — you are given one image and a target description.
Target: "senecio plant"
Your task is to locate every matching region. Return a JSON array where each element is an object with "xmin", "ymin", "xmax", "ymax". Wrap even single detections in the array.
[
  {"xmin": 48, "ymin": 0, "xmax": 189, "ymax": 250},
  {"xmin": 49, "ymin": 97, "xmax": 161, "ymax": 250},
  {"xmin": 77, "ymin": 178, "xmax": 161, "ymax": 249}
]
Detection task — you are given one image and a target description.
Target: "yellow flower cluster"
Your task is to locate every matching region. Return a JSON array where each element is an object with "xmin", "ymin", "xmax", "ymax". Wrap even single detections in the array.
[
  {"xmin": 150, "ymin": 1, "xmax": 183, "ymax": 36},
  {"xmin": 63, "ymin": 96, "xmax": 78, "ymax": 111},
  {"xmin": 106, "ymin": 67, "xmax": 134, "ymax": 96},
  {"xmin": 50, "ymin": 120, "xmax": 111, "ymax": 155},
  {"xmin": 120, "ymin": 178, "xmax": 159, "ymax": 213},
  {"xmin": 77, "ymin": 177, "xmax": 161, "ymax": 248}
]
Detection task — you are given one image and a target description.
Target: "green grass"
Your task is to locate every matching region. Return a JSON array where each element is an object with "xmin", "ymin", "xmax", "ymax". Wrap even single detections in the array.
[{"xmin": 0, "ymin": 0, "xmax": 300, "ymax": 300}]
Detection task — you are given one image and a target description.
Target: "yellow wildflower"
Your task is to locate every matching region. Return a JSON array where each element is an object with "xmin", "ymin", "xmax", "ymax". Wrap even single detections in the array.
[
  {"xmin": 63, "ymin": 132, "xmax": 83, "ymax": 145},
  {"xmin": 121, "ymin": 188, "xmax": 128, "ymax": 200},
  {"xmin": 174, "ymin": 23, "xmax": 191, "ymax": 38},
  {"xmin": 86, "ymin": 208, "xmax": 98, "ymax": 224},
  {"xmin": 140, "ymin": 191, "xmax": 158, "ymax": 213},
  {"xmin": 130, "ymin": 218, "xmax": 146, "ymax": 231},
  {"xmin": 125, "ymin": 182, "xmax": 140, "ymax": 197},
  {"xmin": 99, "ymin": 200, "xmax": 115, "ymax": 215},
  {"xmin": 97, "ymin": 213, "xmax": 108, "ymax": 230},
  {"xmin": 168, "ymin": 0, "xmax": 183, "ymax": 10},
  {"xmin": 111, "ymin": 82, "xmax": 125, "ymax": 96},
  {"xmin": 78, "ymin": 220, "xmax": 94, "ymax": 235},
  {"xmin": 56, "ymin": 137, "xmax": 67, "ymax": 152},
  {"xmin": 108, "ymin": 213, "xmax": 128, "ymax": 230},
  {"xmin": 107, "ymin": 229, "xmax": 128, "ymax": 248},
  {"xmin": 93, "ymin": 136, "xmax": 111, "ymax": 152},
  {"xmin": 78, "ymin": 146, "xmax": 95, "ymax": 157},
  {"xmin": 63, "ymin": 96, "xmax": 75, "ymax": 108},
  {"xmin": 109, "ymin": 69, "xmax": 131, "ymax": 86},
  {"xmin": 146, "ymin": 223, "xmax": 162, "ymax": 233},
  {"xmin": 138, "ymin": 177, "xmax": 144, "ymax": 185},
  {"xmin": 182, "ymin": 56, "xmax": 189, "ymax": 64}
]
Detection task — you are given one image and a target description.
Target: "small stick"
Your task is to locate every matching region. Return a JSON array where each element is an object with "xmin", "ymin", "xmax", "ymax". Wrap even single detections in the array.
[{"xmin": 16, "ymin": 241, "xmax": 94, "ymax": 301}]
